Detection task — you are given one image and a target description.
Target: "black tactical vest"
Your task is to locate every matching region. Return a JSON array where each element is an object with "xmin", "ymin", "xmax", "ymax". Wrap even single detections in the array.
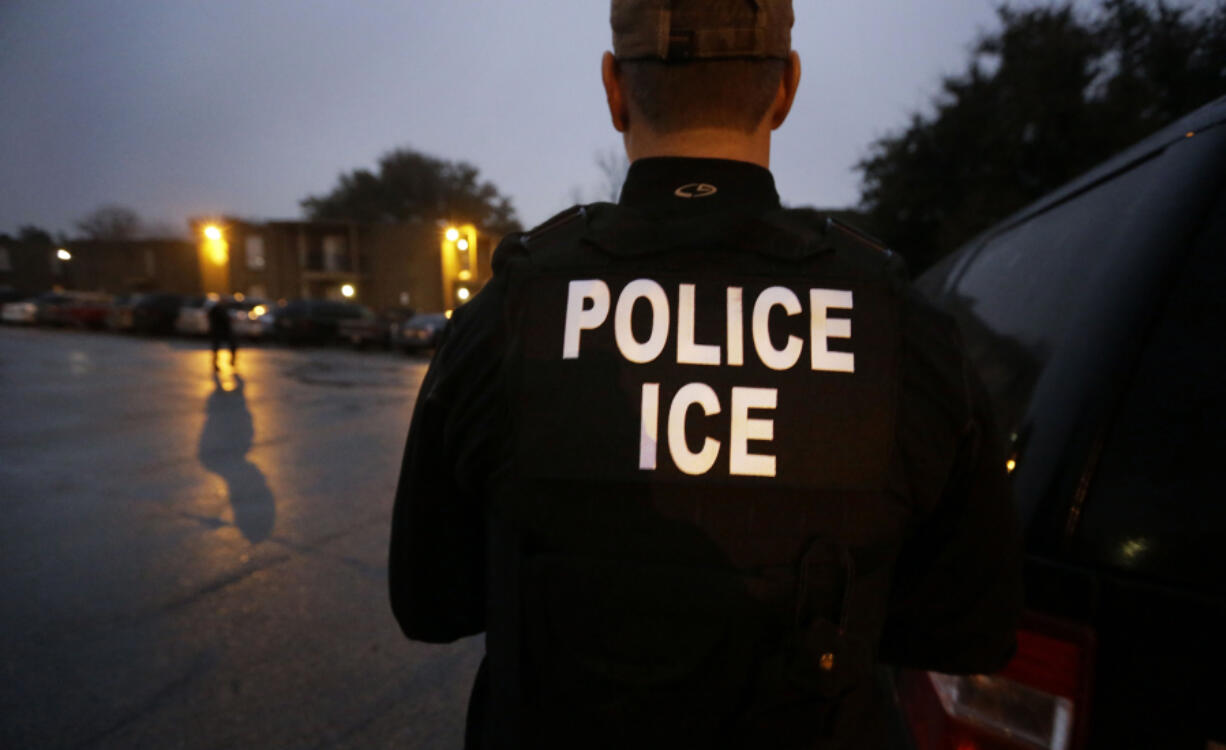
[{"xmin": 481, "ymin": 203, "xmax": 911, "ymax": 749}]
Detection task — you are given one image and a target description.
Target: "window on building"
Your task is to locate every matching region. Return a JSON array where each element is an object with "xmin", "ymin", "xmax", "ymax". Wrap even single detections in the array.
[
  {"xmin": 246, "ymin": 235, "xmax": 266, "ymax": 270},
  {"xmin": 0, "ymin": 247, "xmax": 11, "ymax": 272},
  {"xmin": 322, "ymin": 235, "xmax": 347, "ymax": 272}
]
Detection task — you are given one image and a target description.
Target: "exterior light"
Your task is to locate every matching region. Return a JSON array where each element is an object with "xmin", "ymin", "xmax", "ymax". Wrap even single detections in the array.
[
  {"xmin": 233, "ymin": 292, "xmax": 245, "ymax": 302},
  {"xmin": 56, "ymin": 249, "xmax": 72, "ymax": 261},
  {"xmin": 441, "ymin": 223, "xmax": 477, "ymax": 310},
  {"xmin": 341, "ymin": 284, "xmax": 355, "ymax": 298},
  {"xmin": 201, "ymin": 224, "xmax": 228, "ymax": 266},
  {"xmin": 1006, "ymin": 458, "xmax": 1017, "ymax": 474}
]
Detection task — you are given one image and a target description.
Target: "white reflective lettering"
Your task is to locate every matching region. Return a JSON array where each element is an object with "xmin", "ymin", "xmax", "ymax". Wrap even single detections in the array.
[
  {"xmin": 614, "ymin": 279, "xmax": 670, "ymax": 363},
  {"xmin": 639, "ymin": 383, "xmax": 660, "ymax": 470},
  {"xmin": 810, "ymin": 289, "xmax": 855, "ymax": 373},
  {"xmin": 677, "ymin": 284, "xmax": 720, "ymax": 365},
  {"xmin": 752, "ymin": 286, "xmax": 803, "ymax": 371},
  {"xmin": 562, "ymin": 279, "xmax": 610, "ymax": 359},
  {"xmin": 667, "ymin": 383, "xmax": 721, "ymax": 476},
  {"xmin": 730, "ymin": 387, "xmax": 777, "ymax": 477},
  {"xmin": 726, "ymin": 287, "xmax": 744, "ymax": 367}
]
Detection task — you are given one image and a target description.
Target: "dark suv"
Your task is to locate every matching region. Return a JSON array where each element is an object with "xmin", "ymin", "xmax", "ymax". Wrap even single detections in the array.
[
  {"xmin": 131, "ymin": 292, "xmax": 185, "ymax": 335},
  {"xmin": 895, "ymin": 95, "xmax": 1226, "ymax": 749},
  {"xmin": 273, "ymin": 299, "xmax": 368, "ymax": 345}
]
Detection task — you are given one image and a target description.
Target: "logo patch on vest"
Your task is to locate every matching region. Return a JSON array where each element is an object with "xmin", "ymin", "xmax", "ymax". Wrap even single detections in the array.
[{"xmin": 674, "ymin": 183, "xmax": 718, "ymax": 199}]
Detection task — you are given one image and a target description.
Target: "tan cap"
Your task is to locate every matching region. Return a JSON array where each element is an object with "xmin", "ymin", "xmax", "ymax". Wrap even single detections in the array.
[{"xmin": 611, "ymin": 0, "xmax": 793, "ymax": 61}]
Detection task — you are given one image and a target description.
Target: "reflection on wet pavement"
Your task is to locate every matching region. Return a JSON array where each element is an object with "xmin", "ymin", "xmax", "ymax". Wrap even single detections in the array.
[
  {"xmin": 198, "ymin": 371, "xmax": 275, "ymax": 543},
  {"xmin": 0, "ymin": 329, "xmax": 478, "ymax": 749}
]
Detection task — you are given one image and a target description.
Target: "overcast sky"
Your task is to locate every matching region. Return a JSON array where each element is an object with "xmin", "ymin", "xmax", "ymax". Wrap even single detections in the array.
[{"xmin": 2, "ymin": 0, "xmax": 1116, "ymax": 238}]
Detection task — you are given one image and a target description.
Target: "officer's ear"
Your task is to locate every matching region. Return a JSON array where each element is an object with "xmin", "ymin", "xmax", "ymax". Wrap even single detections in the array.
[
  {"xmin": 602, "ymin": 51, "xmax": 631, "ymax": 133},
  {"xmin": 769, "ymin": 51, "xmax": 802, "ymax": 131}
]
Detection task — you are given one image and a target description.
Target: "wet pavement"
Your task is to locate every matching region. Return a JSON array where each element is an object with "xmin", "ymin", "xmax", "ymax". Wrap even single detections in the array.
[{"xmin": 0, "ymin": 327, "xmax": 481, "ymax": 749}]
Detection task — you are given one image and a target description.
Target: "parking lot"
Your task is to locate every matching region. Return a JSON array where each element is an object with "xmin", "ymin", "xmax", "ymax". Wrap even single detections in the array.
[{"xmin": 0, "ymin": 326, "xmax": 480, "ymax": 749}]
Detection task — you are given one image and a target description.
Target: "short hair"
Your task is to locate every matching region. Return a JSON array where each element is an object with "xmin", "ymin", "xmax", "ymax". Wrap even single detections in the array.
[{"xmin": 621, "ymin": 58, "xmax": 786, "ymax": 134}]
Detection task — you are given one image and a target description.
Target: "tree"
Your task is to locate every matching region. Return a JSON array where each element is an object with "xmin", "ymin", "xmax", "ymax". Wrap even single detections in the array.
[
  {"xmin": 857, "ymin": 0, "xmax": 1226, "ymax": 273},
  {"xmin": 595, "ymin": 148, "xmax": 631, "ymax": 203},
  {"xmin": 301, "ymin": 147, "xmax": 521, "ymax": 235},
  {"xmin": 568, "ymin": 148, "xmax": 631, "ymax": 205},
  {"xmin": 16, "ymin": 225, "xmax": 54, "ymax": 246},
  {"xmin": 75, "ymin": 205, "xmax": 143, "ymax": 241}
]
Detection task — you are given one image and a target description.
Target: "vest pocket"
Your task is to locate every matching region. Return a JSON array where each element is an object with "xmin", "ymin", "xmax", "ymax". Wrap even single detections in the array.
[{"xmin": 522, "ymin": 554, "xmax": 764, "ymax": 743}]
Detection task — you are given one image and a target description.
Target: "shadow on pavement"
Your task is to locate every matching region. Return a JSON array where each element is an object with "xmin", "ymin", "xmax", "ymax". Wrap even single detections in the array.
[{"xmin": 198, "ymin": 372, "xmax": 276, "ymax": 542}]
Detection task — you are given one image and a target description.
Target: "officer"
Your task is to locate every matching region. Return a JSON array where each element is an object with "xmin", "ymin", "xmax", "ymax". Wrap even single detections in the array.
[
  {"xmin": 207, "ymin": 297, "xmax": 237, "ymax": 370},
  {"xmin": 389, "ymin": 1, "xmax": 1022, "ymax": 748}
]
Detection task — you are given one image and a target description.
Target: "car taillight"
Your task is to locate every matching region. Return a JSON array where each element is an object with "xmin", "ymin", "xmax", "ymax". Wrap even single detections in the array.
[{"xmin": 898, "ymin": 613, "xmax": 1095, "ymax": 750}]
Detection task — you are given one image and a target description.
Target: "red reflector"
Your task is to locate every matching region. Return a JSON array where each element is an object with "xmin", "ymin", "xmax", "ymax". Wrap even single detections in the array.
[
  {"xmin": 1000, "ymin": 629, "xmax": 1082, "ymax": 700},
  {"xmin": 896, "ymin": 612, "xmax": 1096, "ymax": 750}
]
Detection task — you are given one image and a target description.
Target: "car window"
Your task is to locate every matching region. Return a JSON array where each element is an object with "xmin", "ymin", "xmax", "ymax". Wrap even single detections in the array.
[
  {"xmin": 920, "ymin": 128, "xmax": 1226, "ymax": 524},
  {"xmin": 933, "ymin": 158, "xmax": 1187, "ymax": 432},
  {"xmin": 325, "ymin": 303, "xmax": 362, "ymax": 319},
  {"xmin": 1074, "ymin": 194, "xmax": 1226, "ymax": 591}
]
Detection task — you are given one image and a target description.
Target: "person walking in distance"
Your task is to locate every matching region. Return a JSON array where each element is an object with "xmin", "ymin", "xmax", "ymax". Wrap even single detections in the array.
[
  {"xmin": 207, "ymin": 298, "xmax": 237, "ymax": 371},
  {"xmin": 389, "ymin": 2, "xmax": 1023, "ymax": 747}
]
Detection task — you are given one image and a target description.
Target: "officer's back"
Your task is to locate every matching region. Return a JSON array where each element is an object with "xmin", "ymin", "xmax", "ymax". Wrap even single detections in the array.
[{"xmin": 388, "ymin": 2, "xmax": 1022, "ymax": 748}]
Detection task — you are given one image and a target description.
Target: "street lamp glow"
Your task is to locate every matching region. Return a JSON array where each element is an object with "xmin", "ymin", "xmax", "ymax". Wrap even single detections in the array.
[
  {"xmin": 341, "ymin": 284, "xmax": 355, "ymax": 298},
  {"xmin": 457, "ymin": 238, "xmax": 469, "ymax": 251},
  {"xmin": 56, "ymin": 249, "xmax": 72, "ymax": 261},
  {"xmin": 445, "ymin": 227, "xmax": 460, "ymax": 242},
  {"xmin": 457, "ymin": 287, "xmax": 471, "ymax": 301},
  {"xmin": 203, "ymin": 225, "xmax": 222, "ymax": 241}
]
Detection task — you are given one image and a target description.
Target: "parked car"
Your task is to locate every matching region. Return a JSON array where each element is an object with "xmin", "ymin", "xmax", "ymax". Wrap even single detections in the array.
[
  {"xmin": 59, "ymin": 292, "xmax": 113, "ymax": 329},
  {"xmin": 894, "ymin": 96, "xmax": 1226, "ymax": 749},
  {"xmin": 338, "ymin": 306, "xmax": 415, "ymax": 349},
  {"xmin": 1, "ymin": 292, "xmax": 72, "ymax": 325},
  {"xmin": 174, "ymin": 296, "xmax": 211, "ymax": 336},
  {"xmin": 273, "ymin": 299, "xmax": 369, "ymax": 345},
  {"xmin": 233, "ymin": 301, "xmax": 278, "ymax": 340},
  {"xmin": 335, "ymin": 305, "xmax": 381, "ymax": 349},
  {"xmin": 394, "ymin": 312, "xmax": 448, "ymax": 353},
  {"xmin": 1, "ymin": 295, "xmax": 43, "ymax": 325},
  {"xmin": 35, "ymin": 292, "xmax": 79, "ymax": 326},
  {"xmin": 226, "ymin": 298, "xmax": 269, "ymax": 330},
  {"xmin": 107, "ymin": 293, "xmax": 143, "ymax": 332},
  {"xmin": 131, "ymin": 293, "xmax": 185, "ymax": 335}
]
